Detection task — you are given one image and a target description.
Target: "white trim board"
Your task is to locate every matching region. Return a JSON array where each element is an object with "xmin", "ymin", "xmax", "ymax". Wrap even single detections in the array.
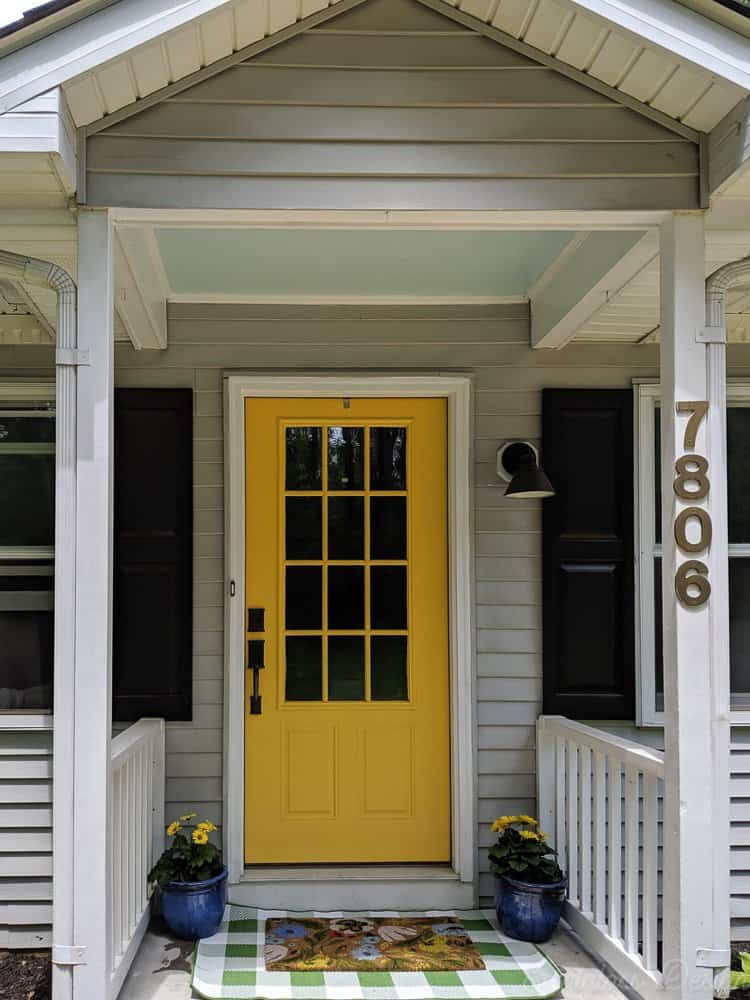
[
  {"xmin": 223, "ymin": 374, "xmax": 475, "ymax": 910},
  {"xmin": 169, "ymin": 294, "xmax": 528, "ymax": 306}
]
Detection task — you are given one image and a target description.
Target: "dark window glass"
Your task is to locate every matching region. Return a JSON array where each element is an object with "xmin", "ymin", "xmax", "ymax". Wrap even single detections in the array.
[
  {"xmin": 371, "ymin": 636, "xmax": 408, "ymax": 700},
  {"xmin": 730, "ymin": 559, "xmax": 750, "ymax": 702},
  {"xmin": 370, "ymin": 428, "xmax": 406, "ymax": 490},
  {"xmin": 729, "ymin": 407, "xmax": 750, "ymax": 543},
  {"xmin": 654, "ymin": 557, "xmax": 663, "ymax": 712},
  {"xmin": 371, "ymin": 566, "xmax": 407, "ymax": 629},
  {"xmin": 285, "ymin": 566, "xmax": 321, "ymax": 630},
  {"xmin": 370, "ymin": 497, "xmax": 407, "ymax": 559},
  {"xmin": 285, "ymin": 497, "xmax": 322, "ymax": 560},
  {"xmin": 328, "ymin": 636, "xmax": 365, "ymax": 701},
  {"xmin": 328, "ymin": 497, "xmax": 364, "ymax": 560},
  {"xmin": 328, "ymin": 566, "xmax": 364, "ymax": 630},
  {"xmin": 0, "ymin": 569, "xmax": 54, "ymax": 711},
  {"xmin": 328, "ymin": 427, "xmax": 363, "ymax": 490},
  {"xmin": 0, "ymin": 414, "xmax": 55, "ymax": 548},
  {"xmin": 285, "ymin": 427, "xmax": 321, "ymax": 490},
  {"xmin": 654, "ymin": 407, "xmax": 661, "ymax": 545},
  {"xmin": 285, "ymin": 636, "xmax": 322, "ymax": 700}
]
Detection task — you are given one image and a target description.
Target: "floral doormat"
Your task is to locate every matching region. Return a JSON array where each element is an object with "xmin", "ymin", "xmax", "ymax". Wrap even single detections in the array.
[
  {"xmin": 191, "ymin": 905, "xmax": 564, "ymax": 999},
  {"xmin": 264, "ymin": 915, "xmax": 485, "ymax": 972}
]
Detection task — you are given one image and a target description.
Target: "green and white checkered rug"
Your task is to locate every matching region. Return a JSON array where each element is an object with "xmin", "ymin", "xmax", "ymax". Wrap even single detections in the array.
[{"xmin": 191, "ymin": 906, "xmax": 564, "ymax": 999}]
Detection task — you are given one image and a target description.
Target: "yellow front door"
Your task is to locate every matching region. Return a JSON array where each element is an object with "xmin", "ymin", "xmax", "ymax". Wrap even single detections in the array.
[{"xmin": 244, "ymin": 397, "xmax": 450, "ymax": 864}]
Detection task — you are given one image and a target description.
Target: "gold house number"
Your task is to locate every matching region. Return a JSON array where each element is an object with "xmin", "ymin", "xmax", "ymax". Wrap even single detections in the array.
[{"xmin": 674, "ymin": 401, "xmax": 711, "ymax": 607}]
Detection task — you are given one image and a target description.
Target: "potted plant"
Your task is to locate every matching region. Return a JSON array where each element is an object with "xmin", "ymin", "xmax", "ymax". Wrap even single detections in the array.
[
  {"xmin": 148, "ymin": 814, "xmax": 227, "ymax": 940},
  {"xmin": 488, "ymin": 815, "xmax": 567, "ymax": 943}
]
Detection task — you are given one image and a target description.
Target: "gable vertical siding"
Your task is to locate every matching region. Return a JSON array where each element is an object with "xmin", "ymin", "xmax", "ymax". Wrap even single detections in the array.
[{"xmin": 83, "ymin": 0, "xmax": 699, "ymax": 211}]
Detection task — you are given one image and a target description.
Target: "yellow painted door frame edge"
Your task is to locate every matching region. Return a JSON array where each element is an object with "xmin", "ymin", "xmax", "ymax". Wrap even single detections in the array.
[{"xmin": 223, "ymin": 374, "xmax": 475, "ymax": 906}]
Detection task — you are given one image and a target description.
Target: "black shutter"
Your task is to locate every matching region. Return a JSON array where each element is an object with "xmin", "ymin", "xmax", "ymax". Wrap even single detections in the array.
[
  {"xmin": 113, "ymin": 388, "xmax": 193, "ymax": 721},
  {"xmin": 542, "ymin": 389, "xmax": 634, "ymax": 720}
]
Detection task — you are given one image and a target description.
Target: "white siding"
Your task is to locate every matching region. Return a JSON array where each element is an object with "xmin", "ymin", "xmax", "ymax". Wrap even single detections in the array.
[{"xmin": 0, "ymin": 727, "xmax": 53, "ymax": 948}]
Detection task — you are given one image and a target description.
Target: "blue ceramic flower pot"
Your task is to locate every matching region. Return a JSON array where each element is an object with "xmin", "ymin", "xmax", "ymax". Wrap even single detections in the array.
[
  {"xmin": 161, "ymin": 866, "xmax": 228, "ymax": 940},
  {"xmin": 495, "ymin": 874, "xmax": 567, "ymax": 943}
]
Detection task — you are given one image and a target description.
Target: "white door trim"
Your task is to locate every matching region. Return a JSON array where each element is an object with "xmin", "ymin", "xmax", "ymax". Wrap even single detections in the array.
[{"xmin": 223, "ymin": 374, "xmax": 475, "ymax": 907}]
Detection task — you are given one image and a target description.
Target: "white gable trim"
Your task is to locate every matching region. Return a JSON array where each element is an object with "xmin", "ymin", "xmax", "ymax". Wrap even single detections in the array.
[
  {"xmin": 0, "ymin": 0, "xmax": 353, "ymax": 117},
  {"xmin": 0, "ymin": 0, "xmax": 749, "ymax": 134}
]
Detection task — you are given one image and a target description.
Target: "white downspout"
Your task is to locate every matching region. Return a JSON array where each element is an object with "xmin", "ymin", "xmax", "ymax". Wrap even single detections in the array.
[
  {"xmin": 704, "ymin": 256, "xmax": 750, "ymax": 999},
  {"xmin": 0, "ymin": 251, "xmax": 78, "ymax": 1000}
]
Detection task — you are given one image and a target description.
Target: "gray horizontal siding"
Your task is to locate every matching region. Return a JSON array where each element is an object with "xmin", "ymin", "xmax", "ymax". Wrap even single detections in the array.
[
  {"xmin": 84, "ymin": 0, "xmax": 699, "ymax": 211},
  {"xmin": 0, "ymin": 727, "xmax": 52, "ymax": 948},
  {"xmin": 113, "ymin": 301, "xmax": 662, "ymax": 909}
]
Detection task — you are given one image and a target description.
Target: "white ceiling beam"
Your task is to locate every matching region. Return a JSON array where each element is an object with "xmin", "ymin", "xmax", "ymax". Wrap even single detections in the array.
[
  {"xmin": 531, "ymin": 230, "xmax": 659, "ymax": 349},
  {"xmin": 113, "ymin": 226, "xmax": 168, "ymax": 349}
]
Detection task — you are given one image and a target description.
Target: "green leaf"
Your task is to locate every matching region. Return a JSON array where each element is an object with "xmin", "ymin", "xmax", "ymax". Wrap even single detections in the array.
[
  {"xmin": 741, "ymin": 952, "xmax": 750, "ymax": 975},
  {"xmin": 730, "ymin": 969, "xmax": 750, "ymax": 989}
]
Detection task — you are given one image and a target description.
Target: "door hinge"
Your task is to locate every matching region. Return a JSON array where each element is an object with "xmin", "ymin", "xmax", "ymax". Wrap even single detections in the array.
[
  {"xmin": 52, "ymin": 944, "xmax": 87, "ymax": 966},
  {"xmin": 697, "ymin": 326, "xmax": 726, "ymax": 345},
  {"xmin": 56, "ymin": 348, "xmax": 90, "ymax": 367},
  {"xmin": 696, "ymin": 947, "xmax": 730, "ymax": 968}
]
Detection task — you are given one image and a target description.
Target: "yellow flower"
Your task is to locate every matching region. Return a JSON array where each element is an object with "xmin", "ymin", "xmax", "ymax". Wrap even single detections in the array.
[
  {"xmin": 179, "ymin": 813, "xmax": 197, "ymax": 822},
  {"xmin": 518, "ymin": 815, "xmax": 537, "ymax": 826},
  {"xmin": 196, "ymin": 820, "xmax": 217, "ymax": 833},
  {"xmin": 491, "ymin": 815, "xmax": 521, "ymax": 833},
  {"xmin": 166, "ymin": 821, "xmax": 181, "ymax": 837},
  {"xmin": 519, "ymin": 829, "xmax": 539, "ymax": 840},
  {"xmin": 192, "ymin": 828, "xmax": 209, "ymax": 845}
]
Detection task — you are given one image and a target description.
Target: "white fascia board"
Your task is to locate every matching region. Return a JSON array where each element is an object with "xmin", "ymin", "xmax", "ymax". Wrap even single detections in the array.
[
  {"xmin": 0, "ymin": 0, "xmax": 237, "ymax": 115},
  {"xmin": 531, "ymin": 230, "xmax": 659, "ymax": 349},
  {"xmin": 564, "ymin": 0, "xmax": 750, "ymax": 92}
]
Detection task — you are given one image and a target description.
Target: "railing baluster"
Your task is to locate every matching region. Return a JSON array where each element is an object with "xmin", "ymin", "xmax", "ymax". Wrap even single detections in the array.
[
  {"xmin": 592, "ymin": 749, "xmax": 606, "ymax": 926},
  {"xmin": 608, "ymin": 757, "xmax": 622, "ymax": 941},
  {"xmin": 112, "ymin": 769, "xmax": 122, "ymax": 968},
  {"xmin": 555, "ymin": 735, "xmax": 567, "ymax": 876},
  {"xmin": 566, "ymin": 739, "xmax": 579, "ymax": 907},
  {"xmin": 578, "ymin": 745, "xmax": 592, "ymax": 918},
  {"xmin": 623, "ymin": 765, "xmax": 639, "ymax": 954},
  {"xmin": 642, "ymin": 772, "xmax": 659, "ymax": 972}
]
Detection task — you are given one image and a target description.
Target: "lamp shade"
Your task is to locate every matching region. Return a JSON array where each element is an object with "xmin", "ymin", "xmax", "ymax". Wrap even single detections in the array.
[{"xmin": 504, "ymin": 451, "xmax": 555, "ymax": 499}]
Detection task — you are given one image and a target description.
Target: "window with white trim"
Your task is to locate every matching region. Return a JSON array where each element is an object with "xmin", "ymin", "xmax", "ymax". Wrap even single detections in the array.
[
  {"xmin": 637, "ymin": 382, "xmax": 750, "ymax": 724},
  {"xmin": 0, "ymin": 385, "xmax": 54, "ymax": 712}
]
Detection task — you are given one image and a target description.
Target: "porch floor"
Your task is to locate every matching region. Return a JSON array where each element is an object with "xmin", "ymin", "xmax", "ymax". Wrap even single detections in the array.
[{"xmin": 118, "ymin": 918, "xmax": 632, "ymax": 1000}]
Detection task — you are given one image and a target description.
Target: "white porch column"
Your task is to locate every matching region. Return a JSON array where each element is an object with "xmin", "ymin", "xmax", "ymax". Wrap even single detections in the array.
[
  {"xmin": 660, "ymin": 212, "xmax": 731, "ymax": 998},
  {"xmin": 72, "ymin": 209, "xmax": 115, "ymax": 998}
]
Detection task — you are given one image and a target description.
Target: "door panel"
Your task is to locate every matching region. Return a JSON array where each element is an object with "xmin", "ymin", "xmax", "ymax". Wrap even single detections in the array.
[{"xmin": 244, "ymin": 397, "xmax": 449, "ymax": 864}]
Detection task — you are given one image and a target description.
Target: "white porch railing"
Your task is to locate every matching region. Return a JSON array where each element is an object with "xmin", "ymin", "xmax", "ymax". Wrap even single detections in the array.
[
  {"xmin": 537, "ymin": 715, "xmax": 665, "ymax": 1000},
  {"xmin": 110, "ymin": 718, "xmax": 166, "ymax": 999}
]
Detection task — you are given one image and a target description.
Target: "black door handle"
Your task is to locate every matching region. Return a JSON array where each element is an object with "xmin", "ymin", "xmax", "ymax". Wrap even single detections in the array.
[{"xmin": 248, "ymin": 639, "xmax": 265, "ymax": 715}]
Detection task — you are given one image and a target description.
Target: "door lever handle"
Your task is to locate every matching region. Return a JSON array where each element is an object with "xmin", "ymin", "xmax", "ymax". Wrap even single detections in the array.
[{"xmin": 248, "ymin": 639, "xmax": 265, "ymax": 715}]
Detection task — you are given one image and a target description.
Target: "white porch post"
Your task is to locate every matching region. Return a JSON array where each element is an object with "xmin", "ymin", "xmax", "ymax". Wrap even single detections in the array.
[
  {"xmin": 660, "ymin": 212, "xmax": 731, "ymax": 998},
  {"xmin": 72, "ymin": 208, "xmax": 115, "ymax": 998}
]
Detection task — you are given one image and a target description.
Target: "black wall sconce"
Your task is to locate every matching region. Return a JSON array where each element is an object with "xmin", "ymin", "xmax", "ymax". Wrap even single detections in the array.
[{"xmin": 496, "ymin": 441, "xmax": 555, "ymax": 499}]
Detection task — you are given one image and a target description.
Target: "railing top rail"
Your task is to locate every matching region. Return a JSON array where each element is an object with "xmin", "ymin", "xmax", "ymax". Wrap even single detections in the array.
[
  {"xmin": 538, "ymin": 715, "xmax": 664, "ymax": 778},
  {"xmin": 111, "ymin": 717, "xmax": 164, "ymax": 769}
]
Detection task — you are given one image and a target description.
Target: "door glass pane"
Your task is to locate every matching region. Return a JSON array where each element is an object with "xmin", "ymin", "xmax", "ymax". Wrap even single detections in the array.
[
  {"xmin": 285, "ymin": 636, "xmax": 322, "ymax": 700},
  {"xmin": 286, "ymin": 427, "xmax": 322, "ymax": 490},
  {"xmin": 371, "ymin": 566, "xmax": 407, "ymax": 629},
  {"xmin": 370, "ymin": 497, "xmax": 406, "ymax": 559},
  {"xmin": 328, "ymin": 566, "xmax": 364, "ymax": 629},
  {"xmin": 328, "ymin": 636, "xmax": 365, "ymax": 701},
  {"xmin": 0, "ymin": 569, "xmax": 54, "ymax": 711},
  {"xmin": 371, "ymin": 636, "xmax": 408, "ymax": 700},
  {"xmin": 328, "ymin": 497, "xmax": 364, "ymax": 560},
  {"xmin": 328, "ymin": 427, "xmax": 364, "ymax": 490},
  {"xmin": 285, "ymin": 566, "xmax": 321, "ymax": 630},
  {"xmin": 729, "ymin": 407, "xmax": 750, "ymax": 543},
  {"xmin": 654, "ymin": 407, "xmax": 661, "ymax": 545},
  {"xmin": 285, "ymin": 497, "xmax": 322, "ymax": 560},
  {"xmin": 730, "ymin": 558, "xmax": 750, "ymax": 704},
  {"xmin": 370, "ymin": 427, "xmax": 406, "ymax": 490},
  {"xmin": 654, "ymin": 557, "xmax": 663, "ymax": 712}
]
